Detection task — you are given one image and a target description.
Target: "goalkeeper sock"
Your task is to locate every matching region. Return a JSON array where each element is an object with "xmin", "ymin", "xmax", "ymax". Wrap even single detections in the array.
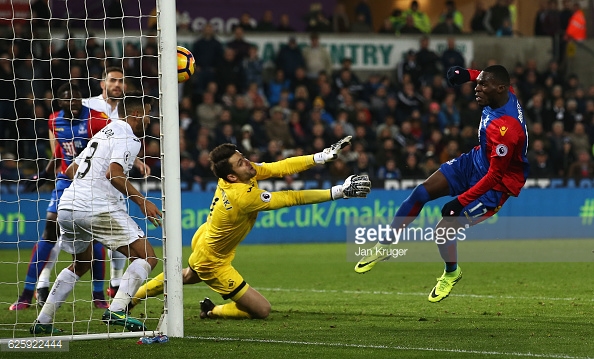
[
  {"xmin": 109, "ymin": 249, "xmax": 126, "ymax": 288},
  {"xmin": 110, "ymin": 259, "xmax": 151, "ymax": 312},
  {"xmin": 37, "ymin": 242, "xmax": 60, "ymax": 289},
  {"xmin": 211, "ymin": 302, "xmax": 251, "ymax": 319},
  {"xmin": 24, "ymin": 240, "xmax": 55, "ymax": 293},
  {"xmin": 91, "ymin": 242, "xmax": 106, "ymax": 293},
  {"xmin": 37, "ymin": 268, "xmax": 79, "ymax": 324},
  {"xmin": 391, "ymin": 184, "xmax": 431, "ymax": 229},
  {"xmin": 132, "ymin": 272, "xmax": 164, "ymax": 307}
]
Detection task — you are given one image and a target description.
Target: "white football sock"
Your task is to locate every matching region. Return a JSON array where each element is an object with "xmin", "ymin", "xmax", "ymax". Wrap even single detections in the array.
[
  {"xmin": 37, "ymin": 243, "xmax": 60, "ymax": 289},
  {"xmin": 109, "ymin": 259, "xmax": 151, "ymax": 312},
  {"xmin": 37, "ymin": 268, "xmax": 79, "ymax": 324},
  {"xmin": 109, "ymin": 249, "xmax": 126, "ymax": 287}
]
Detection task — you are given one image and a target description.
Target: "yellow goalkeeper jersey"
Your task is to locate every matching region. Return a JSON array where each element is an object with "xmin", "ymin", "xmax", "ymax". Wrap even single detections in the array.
[{"xmin": 189, "ymin": 155, "xmax": 332, "ymax": 270}]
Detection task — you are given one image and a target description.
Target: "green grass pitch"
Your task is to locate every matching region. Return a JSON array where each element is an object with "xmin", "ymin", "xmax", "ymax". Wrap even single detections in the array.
[{"xmin": 0, "ymin": 242, "xmax": 593, "ymax": 358}]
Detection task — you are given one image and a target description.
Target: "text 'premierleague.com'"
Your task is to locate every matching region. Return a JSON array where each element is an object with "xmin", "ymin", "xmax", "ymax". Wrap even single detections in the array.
[{"xmin": 353, "ymin": 225, "xmax": 468, "ymax": 258}]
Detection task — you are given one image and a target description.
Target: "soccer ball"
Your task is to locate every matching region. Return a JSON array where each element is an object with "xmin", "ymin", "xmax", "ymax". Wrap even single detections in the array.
[{"xmin": 177, "ymin": 46, "xmax": 195, "ymax": 83}]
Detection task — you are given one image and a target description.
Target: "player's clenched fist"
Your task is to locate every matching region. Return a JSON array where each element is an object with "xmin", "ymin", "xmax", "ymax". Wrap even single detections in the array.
[{"xmin": 446, "ymin": 66, "xmax": 471, "ymax": 87}]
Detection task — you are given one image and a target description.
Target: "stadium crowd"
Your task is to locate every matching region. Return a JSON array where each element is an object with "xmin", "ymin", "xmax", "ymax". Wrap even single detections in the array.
[{"xmin": 0, "ymin": 0, "xmax": 592, "ymax": 191}]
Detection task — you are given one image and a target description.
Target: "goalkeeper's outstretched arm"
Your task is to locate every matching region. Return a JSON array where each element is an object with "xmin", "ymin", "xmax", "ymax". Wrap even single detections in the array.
[
  {"xmin": 240, "ymin": 174, "xmax": 371, "ymax": 212},
  {"xmin": 255, "ymin": 136, "xmax": 352, "ymax": 180}
]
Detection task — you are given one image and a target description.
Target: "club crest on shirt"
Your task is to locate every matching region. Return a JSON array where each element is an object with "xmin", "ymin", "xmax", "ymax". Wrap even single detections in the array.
[
  {"xmin": 499, "ymin": 126, "xmax": 508, "ymax": 136},
  {"xmin": 260, "ymin": 191, "xmax": 272, "ymax": 202},
  {"xmin": 496, "ymin": 144, "xmax": 508, "ymax": 156}
]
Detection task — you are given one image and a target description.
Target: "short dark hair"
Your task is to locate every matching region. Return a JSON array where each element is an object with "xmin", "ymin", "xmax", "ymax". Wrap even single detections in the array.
[
  {"xmin": 483, "ymin": 65, "xmax": 510, "ymax": 86},
  {"xmin": 118, "ymin": 91, "xmax": 153, "ymax": 118},
  {"xmin": 209, "ymin": 143, "xmax": 238, "ymax": 180},
  {"xmin": 102, "ymin": 66, "xmax": 124, "ymax": 80},
  {"xmin": 56, "ymin": 83, "xmax": 81, "ymax": 97}
]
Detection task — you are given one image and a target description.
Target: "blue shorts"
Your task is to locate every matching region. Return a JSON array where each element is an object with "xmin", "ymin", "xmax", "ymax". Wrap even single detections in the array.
[
  {"xmin": 47, "ymin": 178, "xmax": 72, "ymax": 214},
  {"xmin": 439, "ymin": 151, "xmax": 509, "ymax": 225}
]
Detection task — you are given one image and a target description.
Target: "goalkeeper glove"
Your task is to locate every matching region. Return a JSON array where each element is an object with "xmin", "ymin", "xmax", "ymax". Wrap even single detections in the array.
[
  {"xmin": 313, "ymin": 136, "xmax": 352, "ymax": 164},
  {"xmin": 446, "ymin": 66, "xmax": 471, "ymax": 87},
  {"xmin": 331, "ymin": 175, "xmax": 371, "ymax": 200},
  {"xmin": 441, "ymin": 197, "xmax": 464, "ymax": 217},
  {"xmin": 22, "ymin": 170, "xmax": 52, "ymax": 193}
]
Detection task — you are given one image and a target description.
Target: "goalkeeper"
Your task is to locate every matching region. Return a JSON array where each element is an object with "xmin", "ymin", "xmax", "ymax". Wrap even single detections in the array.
[{"xmin": 133, "ymin": 138, "xmax": 371, "ymax": 319}]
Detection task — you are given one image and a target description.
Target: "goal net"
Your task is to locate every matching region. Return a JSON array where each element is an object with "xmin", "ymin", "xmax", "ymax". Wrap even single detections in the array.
[{"xmin": 0, "ymin": 0, "xmax": 182, "ymax": 341}]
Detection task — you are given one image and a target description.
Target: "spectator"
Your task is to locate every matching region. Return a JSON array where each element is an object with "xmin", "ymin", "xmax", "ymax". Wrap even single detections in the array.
[
  {"xmin": 193, "ymin": 150, "xmax": 216, "ymax": 184},
  {"xmin": 495, "ymin": 17, "xmax": 513, "ymax": 36},
  {"xmin": 389, "ymin": 9, "xmax": 406, "ymax": 34},
  {"xmin": 567, "ymin": 150, "xmax": 594, "ymax": 180},
  {"xmin": 399, "ymin": 15, "xmax": 423, "ymax": 34},
  {"xmin": 416, "ymin": 36, "xmax": 440, "ymax": 85},
  {"xmin": 484, "ymin": 0, "xmax": 511, "ymax": 35},
  {"xmin": 302, "ymin": 33, "xmax": 332, "ymax": 80},
  {"xmin": 559, "ymin": 0, "xmax": 573, "ymax": 32},
  {"xmin": 534, "ymin": 0, "xmax": 549, "ymax": 36},
  {"xmin": 440, "ymin": 38, "xmax": 465, "ymax": 76},
  {"xmin": 553, "ymin": 138, "xmax": 576, "ymax": 177},
  {"xmin": 569, "ymin": 122, "xmax": 589, "ymax": 157},
  {"xmin": 196, "ymin": 91, "xmax": 223, "ymax": 132},
  {"xmin": 192, "ymin": 24, "xmax": 223, "ymax": 94},
  {"xmin": 440, "ymin": 1, "xmax": 464, "ymax": 30},
  {"xmin": 400, "ymin": 153, "xmax": 424, "ymax": 178},
  {"xmin": 238, "ymin": 12, "xmax": 255, "ymax": 32},
  {"xmin": 238, "ymin": 124, "xmax": 256, "ymax": 153},
  {"xmin": 353, "ymin": 152, "xmax": 374, "ymax": 177},
  {"xmin": 216, "ymin": 48, "xmax": 245, "ymax": 96},
  {"xmin": 529, "ymin": 150, "xmax": 555, "ymax": 178},
  {"xmin": 266, "ymin": 106, "xmax": 295, "ymax": 148},
  {"xmin": 332, "ymin": 3, "xmax": 350, "ymax": 33},
  {"xmin": 243, "ymin": 45, "xmax": 264, "ymax": 90},
  {"xmin": 266, "ymin": 69, "xmax": 291, "ymax": 106},
  {"xmin": 227, "ymin": 26, "xmax": 250, "ymax": 64},
  {"xmin": 229, "ymin": 96, "xmax": 251, "ymax": 130},
  {"xmin": 180, "ymin": 152, "xmax": 198, "ymax": 190},
  {"xmin": 377, "ymin": 158, "xmax": 401, "ymax": 180},
  {"xmin": 355, "ymin": 0, "xmax": 373, "ymax": 27},
  {"xmin": 402, "ymin": 0, "xmax": 431, "ymax": 33},
  {"xmin": 432, "ymin": 13, "xmax": 462, "ymax": 35},
  {"xmin": 255, "ymin": 10, "xmax": 275, "ymax": 32},
  {"xmin": 470, "ymin": 0, "xmax": 489, "ymax": 33},
  {"xmin": 565, "ymin": 2, "xmax": 586, "ymax": 42},
  {"xmin": 438, "ymin": 92, "xmax": 461, "ymax": 129},
  {"xmin": 275, "ymin": 37, "xmax": 306, "ymax": 82},
  {"xmin": 351, "ymin": 13, "xmax": 373, "ymax": 33},
  {"xmin": 244, "ymin": 82, "xmax": 269, "ymax": 109},
  {"xmin": 306, "ymin": 4, "xmax": 332, "ymax": 33},
  {"xmin": 378, "ymin": 18, "xmax": 395, "ymax": 34},
  {"xmin": 248, "ymin": 109, "xmax": 270, "ymax": 151},
  {"xmin": 277, "ymin": 14, "xmax": 296, "ymax": 32},
  {"xmin": 329, "ymin": 158, "xmax": 353, "ymax": 179}
]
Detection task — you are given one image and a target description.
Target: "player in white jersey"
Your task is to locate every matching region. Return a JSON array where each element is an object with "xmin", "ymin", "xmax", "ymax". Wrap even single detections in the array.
[
  {"xmin": 30, "ymin": 92, "xmax": 162, "ymax": 334},
  {"xmin": 80, "ymin": 66, "xmax": 148, "ymax": 297}
]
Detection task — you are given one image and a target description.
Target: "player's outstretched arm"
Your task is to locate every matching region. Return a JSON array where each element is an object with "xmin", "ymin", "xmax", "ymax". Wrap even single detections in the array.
[
  {"xmin": 107, "ymin": 162, "xmax": 162, "ymax": 227},
  {"xmin": 241, "ymin": 174, "xmax": 371, "ymax": 212},
  {"xmin": 255, "ymin": 136, "xmax": 352, "ymax": 179}
]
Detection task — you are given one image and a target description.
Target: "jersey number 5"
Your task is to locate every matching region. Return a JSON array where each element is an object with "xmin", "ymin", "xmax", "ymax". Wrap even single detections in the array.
[{"xmin": 76, "ymin": 142, "xmax": 99, "ymax": 179}]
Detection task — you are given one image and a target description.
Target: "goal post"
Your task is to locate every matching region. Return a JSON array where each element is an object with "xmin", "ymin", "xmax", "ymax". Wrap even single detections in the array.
[
  {"xmin": 157, "ymin": 0, "xmax": 184, "ymax": 338},
  {"xmin": 0, "ymin": 0, "xmax": 183, "ymax": 342}
]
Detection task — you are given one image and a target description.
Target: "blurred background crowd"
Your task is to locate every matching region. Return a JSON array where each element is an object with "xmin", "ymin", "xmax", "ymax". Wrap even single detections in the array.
[{"xmin": 0, "ymin": 0, "xmax": 593, "ymax": 191}]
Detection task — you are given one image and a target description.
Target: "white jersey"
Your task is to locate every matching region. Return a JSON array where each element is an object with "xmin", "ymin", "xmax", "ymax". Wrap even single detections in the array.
[
  {"xmin": 82, "ymin": 95, "xmax": 119, "ymax": 120},
  {"xmin": 59, "ymin": 120, "xmax": 141, "ymax": 213}
]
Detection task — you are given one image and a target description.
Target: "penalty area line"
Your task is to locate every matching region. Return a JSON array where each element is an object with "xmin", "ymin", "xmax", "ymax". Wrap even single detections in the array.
[{"xmin": 188, "ymin": 336, "xmax": 589, "ymax": 359}]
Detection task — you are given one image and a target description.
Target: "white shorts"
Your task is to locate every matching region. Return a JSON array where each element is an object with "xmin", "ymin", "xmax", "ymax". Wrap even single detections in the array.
[{"xmin": 58, "ymin": 209, "xmax": 145, "ymax": 254}]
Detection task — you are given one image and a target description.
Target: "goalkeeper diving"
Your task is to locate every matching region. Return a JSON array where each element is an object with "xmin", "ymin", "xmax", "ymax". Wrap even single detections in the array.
[{"xmin": 132, "ymin": 137, "xmax": 370, "ymax": 319}]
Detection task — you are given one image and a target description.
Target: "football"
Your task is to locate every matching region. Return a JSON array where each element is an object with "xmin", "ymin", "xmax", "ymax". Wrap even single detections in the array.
[{"xmin": 177, "ymin": 45, "xmax": 195, "ymax": 83}]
